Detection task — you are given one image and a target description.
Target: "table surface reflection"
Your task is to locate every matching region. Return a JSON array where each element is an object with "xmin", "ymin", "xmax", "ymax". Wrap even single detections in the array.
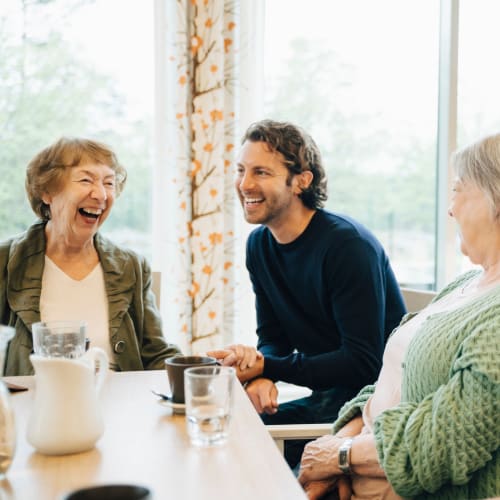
[{"xmin": 2, "ymin": 370, "xmax": 306, "ymax": 500}]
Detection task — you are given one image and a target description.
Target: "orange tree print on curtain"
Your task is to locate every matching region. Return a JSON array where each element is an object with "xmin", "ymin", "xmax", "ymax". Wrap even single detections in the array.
[{"xmin": 172, "ymin": 0, "xmax": 239, "ymax": 353}]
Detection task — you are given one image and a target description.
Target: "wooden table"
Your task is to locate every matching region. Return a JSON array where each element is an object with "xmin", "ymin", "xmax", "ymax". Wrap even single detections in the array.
[{"xmin": 2, "ymin": 371, "xmax": 306, "ymax": 500}]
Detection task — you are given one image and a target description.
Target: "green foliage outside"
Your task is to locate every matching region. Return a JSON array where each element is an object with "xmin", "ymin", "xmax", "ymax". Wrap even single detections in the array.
[
  {"xmin": 265, "ymin": 38, "xmax": 437, "ymax": 286},
  {"xmin": 0, "ymin": 0, "xmax": 152, "ymax": 259},
  {"xmin": 1, "ymin": 4, "xmax": 439, "ymax": 284}
]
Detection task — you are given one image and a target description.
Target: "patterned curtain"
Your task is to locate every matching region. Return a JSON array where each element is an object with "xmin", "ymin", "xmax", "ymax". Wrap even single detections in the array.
[{"xmin": 164, "ymin": 0, "xmax": 241, "ymax": 354}]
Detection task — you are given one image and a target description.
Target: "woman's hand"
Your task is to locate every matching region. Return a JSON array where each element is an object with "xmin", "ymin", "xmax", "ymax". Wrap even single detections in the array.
[
  {"xmin": 302, "ymin": 478, "xmax": 337, "ymax": 500},
  {"xmin": 207, "ymin": 344, "xmax": 262, "ymax": 370},
  {"xmin": 298, "ymin": 434, "xmax": 345, "ymax": 485},
  {"xmin": 302, "ymin": 477, "xmax": 352, "ymax": 500}
]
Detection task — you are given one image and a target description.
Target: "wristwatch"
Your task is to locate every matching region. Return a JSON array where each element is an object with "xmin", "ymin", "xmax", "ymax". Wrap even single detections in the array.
[{"xmin": 338, "ymin": 437, "xmax": 354, "ymax": 474}]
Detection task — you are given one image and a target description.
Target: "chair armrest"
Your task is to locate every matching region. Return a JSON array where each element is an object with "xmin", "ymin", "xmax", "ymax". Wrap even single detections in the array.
[{"xmin": 267, "ymin": 423, "xmax": 332, "ymax": 455}]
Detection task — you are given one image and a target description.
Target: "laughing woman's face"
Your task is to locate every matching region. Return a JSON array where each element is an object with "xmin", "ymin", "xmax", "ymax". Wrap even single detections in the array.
[{"xmin": 41, "ymin": 162, "xmax": 116, "ymax": 244}]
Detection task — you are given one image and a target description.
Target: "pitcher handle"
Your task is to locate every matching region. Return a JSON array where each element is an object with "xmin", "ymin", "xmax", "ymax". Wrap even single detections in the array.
[{"xmin": 86, "ymin": 347, "xmax": 109, "ymax": 394}]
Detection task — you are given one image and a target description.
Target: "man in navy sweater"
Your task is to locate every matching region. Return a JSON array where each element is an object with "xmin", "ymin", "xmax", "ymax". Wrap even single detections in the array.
[{"xmin": 209, "ymin": 120, "xmax": 406, "ymax": 468}]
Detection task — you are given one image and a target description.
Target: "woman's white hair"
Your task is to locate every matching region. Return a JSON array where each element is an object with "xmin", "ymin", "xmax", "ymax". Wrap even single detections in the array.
[{"xmin": 452, "ymin": 132, "xmax": 500, "ymax": 218}]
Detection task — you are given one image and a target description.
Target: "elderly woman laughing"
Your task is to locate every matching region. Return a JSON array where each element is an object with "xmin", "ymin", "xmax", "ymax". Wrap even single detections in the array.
[{"xmin": 1, "ymin": 137, "xmax": 180, "ymax": 374}]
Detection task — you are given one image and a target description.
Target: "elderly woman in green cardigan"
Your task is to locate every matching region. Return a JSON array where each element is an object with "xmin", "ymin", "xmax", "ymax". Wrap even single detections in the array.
[
  {"xmin": 0, "ymin": 138, "xmax": 180, "ymax": 374},
  {"xmin": 298, "ymin": 133, "xmax": 500, "ymax": 500}
]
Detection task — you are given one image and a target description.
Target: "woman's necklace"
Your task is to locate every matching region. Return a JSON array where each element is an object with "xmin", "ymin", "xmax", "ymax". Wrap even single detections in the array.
[
  {"xmin": 460, "ymin": 275, "xmax": 479, "ymax": 296},
  {"xmin": 460, "ymin": 269, "xmax": 500, "ymax": 296}
]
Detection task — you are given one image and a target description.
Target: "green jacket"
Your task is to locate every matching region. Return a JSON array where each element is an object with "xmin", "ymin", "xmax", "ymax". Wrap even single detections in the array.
[
  {"xmin": 333, "ymin": 271, "xmax": 500, "ymax": 500},
  {"xmin": 0, "ymin": 221, "xmax": 181, "ymax": 375}
]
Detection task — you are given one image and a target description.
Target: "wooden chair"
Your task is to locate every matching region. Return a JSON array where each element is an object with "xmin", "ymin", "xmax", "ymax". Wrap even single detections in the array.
[
  {"xmin": 400, "ymin": 287, "xmax": 437, "ymax": 312},
  {"xmin": 267, "ymin": 286, "xmax": 437, "ymax": 453},
  {"xmin": 151, "ymin": 271, "xmax": 161, "ymax": 308}
]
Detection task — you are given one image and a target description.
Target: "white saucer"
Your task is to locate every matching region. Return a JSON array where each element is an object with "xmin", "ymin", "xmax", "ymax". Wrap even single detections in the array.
[{"xmin": 157, "ymin": 399, "xmax": 186, "ymax": 415}]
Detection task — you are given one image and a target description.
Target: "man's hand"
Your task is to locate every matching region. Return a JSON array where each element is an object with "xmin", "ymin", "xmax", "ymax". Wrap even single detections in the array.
[
  {"xmin": 234, "ymin": 355, "xmax": 264, "ymax": 382},
  {"xmin": 245, "ymin": 377, "xmax": 279, "ymax": 415}
]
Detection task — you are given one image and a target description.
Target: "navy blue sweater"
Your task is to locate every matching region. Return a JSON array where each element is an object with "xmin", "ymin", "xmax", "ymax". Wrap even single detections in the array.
[{"xmin": 246, "ymin": 209, "xmax": 406, "ymax": 391}]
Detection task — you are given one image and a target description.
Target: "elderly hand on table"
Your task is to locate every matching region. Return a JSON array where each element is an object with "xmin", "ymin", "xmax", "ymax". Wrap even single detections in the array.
[
  {"xmin": 298, "ymin": 434, "xmax": 352, "ymax": 500},
  {"xmin": 301, "ymin": 477, "xmax": 351, "ymax": 500}
]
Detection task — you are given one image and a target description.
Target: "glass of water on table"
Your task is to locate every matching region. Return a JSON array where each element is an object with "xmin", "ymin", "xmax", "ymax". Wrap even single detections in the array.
[{"xmin": 184, "ymin": 366, "xmax": 235, "ymax": 447}]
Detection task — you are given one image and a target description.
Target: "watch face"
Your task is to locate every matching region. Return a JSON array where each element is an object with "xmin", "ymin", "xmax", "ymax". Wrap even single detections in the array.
[{"xmin": 338, "ymin": 438, "xmax": 353, "ymax": 474}]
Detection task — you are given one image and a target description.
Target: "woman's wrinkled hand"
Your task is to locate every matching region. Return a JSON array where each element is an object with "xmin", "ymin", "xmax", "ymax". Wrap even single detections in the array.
[
  {"xmin": 298, "ymin": 434, "xmax": 344, "ymax": 485},
  {"xmin": 302, "ymin": 476, "xmax": 352, "ymax": 500},
  {"xmin": 302, "ymin": 478, "xmax": 338, "ymax": 500},
  {"xmin": 336, "ymin": 476, "xmax": 352, "ymax": 500}
]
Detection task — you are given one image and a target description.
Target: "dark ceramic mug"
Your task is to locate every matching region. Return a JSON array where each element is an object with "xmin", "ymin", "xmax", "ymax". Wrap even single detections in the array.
[
  {"xmin": 164, "ymin": 355, "xmax": 217, "ymax": 404},
  {"xmin": 63, "ymin": 484, "xmax": 151, "ymax": 500}
]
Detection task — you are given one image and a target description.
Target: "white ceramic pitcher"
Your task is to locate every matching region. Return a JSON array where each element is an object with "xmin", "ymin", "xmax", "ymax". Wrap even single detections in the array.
[{"xmin": 27, "ymin": 348, "xmax": 108, "ymax": 455}]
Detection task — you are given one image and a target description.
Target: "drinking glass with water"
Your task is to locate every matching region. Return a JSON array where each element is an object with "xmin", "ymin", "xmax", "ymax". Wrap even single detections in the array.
[
  {"xmin": 32, "ymin": 321, "xmax": 87, "ymax": 359},
  {"xmin": 184, "ymin": 366, "xmax": 235, "ymax": 447}
]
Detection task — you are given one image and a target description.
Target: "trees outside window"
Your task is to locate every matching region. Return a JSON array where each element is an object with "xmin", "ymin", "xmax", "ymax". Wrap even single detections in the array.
[
  {"xmin": 264, "ymin": 0, "xmax": 439, "ymax": 288},
  {"xmin": 0, "ymin": 0, "xmax": 153, "ymax": 260},
  {"xmin": 3, "ymin": 0, "xmax": 500, "ymax": 293}
]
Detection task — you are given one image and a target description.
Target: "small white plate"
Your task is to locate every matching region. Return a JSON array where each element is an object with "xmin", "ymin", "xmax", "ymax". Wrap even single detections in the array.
[{"xmin": 157, "ymin": 399, "xmax": 186, "ymax": 415}]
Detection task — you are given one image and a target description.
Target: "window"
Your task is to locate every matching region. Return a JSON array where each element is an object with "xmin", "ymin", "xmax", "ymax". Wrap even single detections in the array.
[
  {"xmin": 457, "ymin": 1, "xmax": 500, "ymax": 146},
  {"xmin": 0, "ymin": 0, "xmax": 153, "ymax": 260},
  {"xmin": 264, "ymin": 0, "xmax": 440, "ymax": 289},
  {"xmin": 2, "ymin": 0, "xmax": 499, "ymax": 334}
]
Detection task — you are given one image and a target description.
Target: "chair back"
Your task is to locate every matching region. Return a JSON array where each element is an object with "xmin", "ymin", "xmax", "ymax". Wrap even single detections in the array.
[
  {"xmin": 400, "ymin": 287, "xmax": 436, "ymax": 312},
  {"xmin": 152, "ymin": 271, "xmax": 161, "ymax": 308}
]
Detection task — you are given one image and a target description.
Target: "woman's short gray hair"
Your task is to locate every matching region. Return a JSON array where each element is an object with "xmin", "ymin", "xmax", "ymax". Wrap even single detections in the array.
[
  {"xmin": 25, "ymin": 137, "xmax": 127, "ymax": 220},
  {"xmin": 452, "ymin": 132, "xmax": 500, "ymax": 218}
]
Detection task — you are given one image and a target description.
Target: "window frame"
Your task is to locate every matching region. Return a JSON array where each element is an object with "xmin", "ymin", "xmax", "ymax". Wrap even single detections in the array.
[{"xmin": 435, "ymin": 0, "xmax": 459, "ymax": 290}]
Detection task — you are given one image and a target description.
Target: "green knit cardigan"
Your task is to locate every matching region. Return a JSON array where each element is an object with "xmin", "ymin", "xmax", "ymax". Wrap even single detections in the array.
[{"xmin": 333, "ymin": 271, "xmax": 500, "ymax": 500}]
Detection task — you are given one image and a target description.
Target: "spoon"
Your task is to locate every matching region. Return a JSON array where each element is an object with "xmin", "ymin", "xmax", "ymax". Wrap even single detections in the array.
[{"xmin": 151, "ymin": 389, "xmax": 172, "ymax": 401}]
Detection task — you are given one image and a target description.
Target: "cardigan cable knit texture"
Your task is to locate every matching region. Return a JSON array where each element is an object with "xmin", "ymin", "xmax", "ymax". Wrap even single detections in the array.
[{"xmin": 332, "ymin": 271, "xmax": 500, "ymax": 500}]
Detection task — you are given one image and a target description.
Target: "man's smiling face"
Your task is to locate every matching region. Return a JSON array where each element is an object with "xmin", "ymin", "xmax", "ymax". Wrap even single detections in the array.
[{"xmin": 235, "ymin": 140, "xmax": 301, "ymax": 229}]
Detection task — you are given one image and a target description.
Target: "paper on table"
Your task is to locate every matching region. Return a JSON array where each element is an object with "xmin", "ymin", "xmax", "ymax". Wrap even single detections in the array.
[{"xmin": 3, "ymin": 381, "xmax": 28, "ymax": 392}]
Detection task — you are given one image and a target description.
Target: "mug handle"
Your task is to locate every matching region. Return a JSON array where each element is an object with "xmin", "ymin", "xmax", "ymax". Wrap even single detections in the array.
[{"xmin": 85, "ymin": 347, "xmax": 109, "ymax": 393}]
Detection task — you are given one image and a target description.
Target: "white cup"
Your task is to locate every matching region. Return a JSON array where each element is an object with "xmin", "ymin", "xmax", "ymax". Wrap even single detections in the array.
[{"xmin": 184, "ymin": 366, "xmax": 235, "ymax": 447}]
